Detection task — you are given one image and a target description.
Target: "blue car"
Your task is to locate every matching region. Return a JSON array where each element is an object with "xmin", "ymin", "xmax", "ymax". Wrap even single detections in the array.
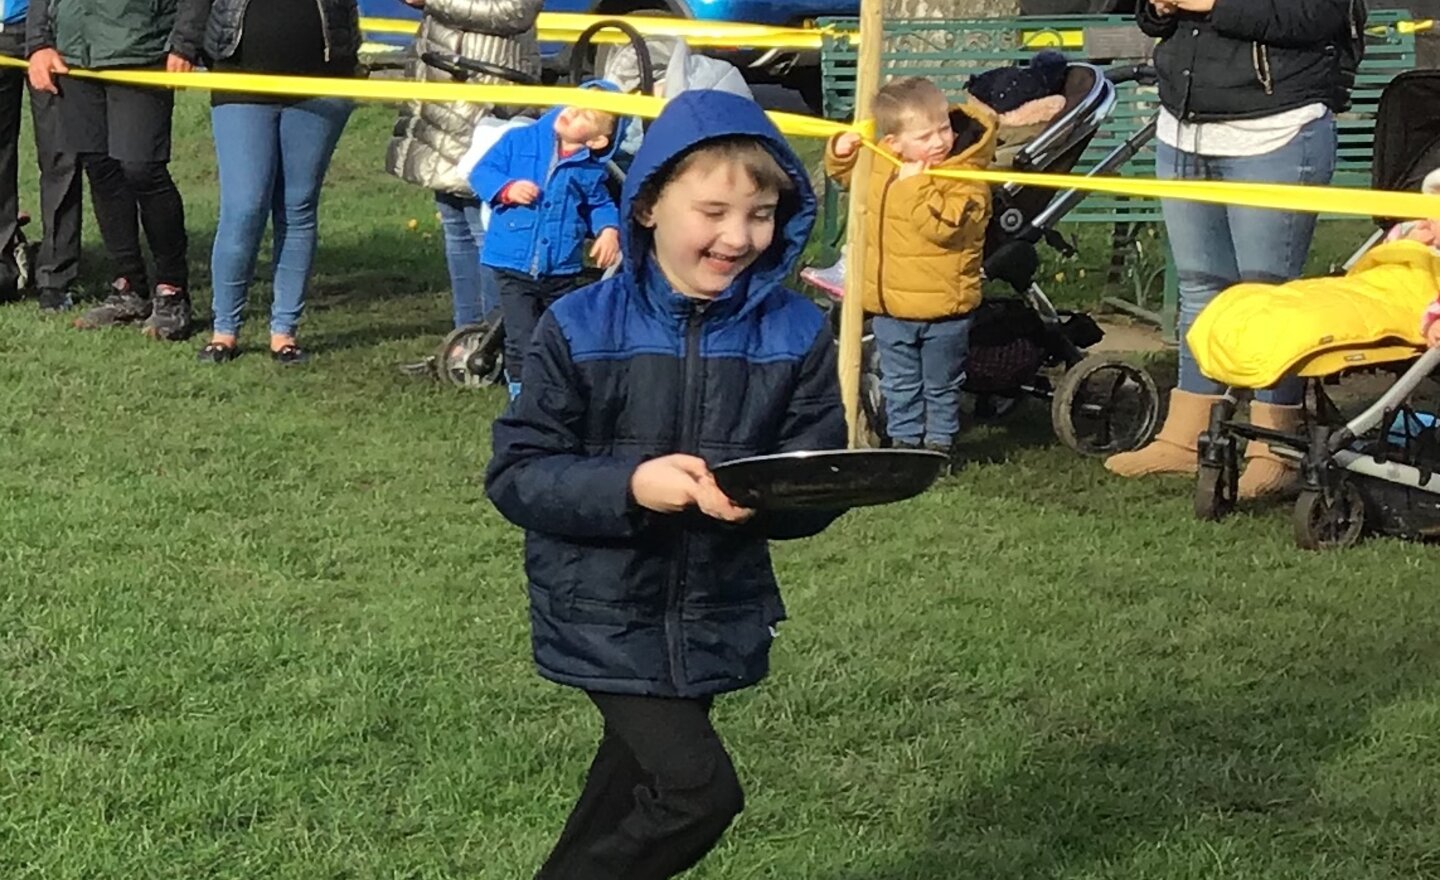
[{"xmin": 356, "ymin": 0, "xmax": 853, "ymax": 107}]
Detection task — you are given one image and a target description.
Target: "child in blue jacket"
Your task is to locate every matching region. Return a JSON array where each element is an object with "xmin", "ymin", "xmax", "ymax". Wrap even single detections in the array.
[
  {"xmin": 470, "ymin": 81, "xmax": 625, "ymax": 399},
  {"xmin": 486, "ymin": 90, "xmax": 847, "ymax": 879}
]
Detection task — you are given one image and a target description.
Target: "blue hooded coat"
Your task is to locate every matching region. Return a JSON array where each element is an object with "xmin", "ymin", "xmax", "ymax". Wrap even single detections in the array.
[
  {"xmin": 485, "ymin": 89, "xmax": 847, "ymax": 698},
  {"xmin": 471, "ymin": 81, "xmax": 625, "ymax": 278}
]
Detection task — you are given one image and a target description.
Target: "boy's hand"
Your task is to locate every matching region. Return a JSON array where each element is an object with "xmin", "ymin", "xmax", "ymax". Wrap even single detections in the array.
[
  {"xmin": 505, "ymin": 180, "xmax": 540, "ymax": 205},
  {"xmin": 166, "ymin": 53, "xmax": 195, "ymax": 73},
  {"xmin": 1149, "ymin": 0, "xmax": 1178, "ymax": 14},
  {"xmin": 697, "ymin": 473, "xmax": 755, "ymax": 524},
  {"xmin": 897, "ymin": 160, "xmax": 928, "ymax": 180},
  {"xmin": 27, "ymin": 48, "xmax": 69, "ymax": 94},
  {"xmin": 832, "ymin": 132, "xmax": 861, "ymax": 159},
  {"xmin": 630, "ymin": 455, "xmax": 709, "ymax": 513},
  {"xmin": 590, "ymin": 228, "xmax": 620, "ymax": 268},
  {"xmin": 1168, "ymin": 0, "xmax": 1213, "ymax": 10}
]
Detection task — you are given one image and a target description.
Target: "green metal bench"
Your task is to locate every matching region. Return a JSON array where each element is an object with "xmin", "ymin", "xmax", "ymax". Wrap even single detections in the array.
[{"xmin": 814, "ymin": 11, "xmax": 1417, "ymax": 335}]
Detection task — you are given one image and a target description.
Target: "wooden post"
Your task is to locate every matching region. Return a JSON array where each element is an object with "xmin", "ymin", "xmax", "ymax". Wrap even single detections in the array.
[{"xmin": 838, "ymin": 0, "xmax": 884, "ymax": 448}]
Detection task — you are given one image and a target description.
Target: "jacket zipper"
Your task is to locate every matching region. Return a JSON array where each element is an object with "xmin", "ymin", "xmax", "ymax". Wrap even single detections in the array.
[
  {"xmin": 666, "ymin": 306, "xmax": 705, "ymax": 692},
  {"xmin": 315, "ymin": 0, "xmax": 332, "ymax": 62},
  {"xmin": 874, "ymin": 171, "xmax": 897, "ymax": 315}
]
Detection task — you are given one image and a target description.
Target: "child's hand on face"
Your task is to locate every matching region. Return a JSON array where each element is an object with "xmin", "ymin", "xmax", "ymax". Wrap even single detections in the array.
[
  {"xmin": 1411, "ymin": 221, "xmax": 1440, "ymax": 247},
  {"xmin": 832, "ymin": 132, "xmax": 861, "ymax": 159},
  {"xmin": 590, "ymin": 228, "xmax": 620, "ymax": 268},
  {"xmin": 506, "ymin": 180, "xmax": 540, "ymax": 205},
  {"xmin": 897, "ymin": 160, "xmax": 928, "ymax": 180}
]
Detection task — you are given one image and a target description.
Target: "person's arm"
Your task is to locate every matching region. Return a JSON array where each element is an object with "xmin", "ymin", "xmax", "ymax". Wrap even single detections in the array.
[
  {"xmin": 1136, "ymin": 0, "xmax": 1180, "ymax": 40},
  {"xmin": 470, "ymin": 130, "xmax": 519, "ymax": 205},
  {"xmin": 25, "ymin": 0, "xmax": 55, "ymax": 56},
  {"xmin": 424, "ymin": 0, "xmax": 542, "ymax": 38},
  {"xmin": 746, "ymin": 323, "xmax": 849, "ymax": 541},
  {"xmin": 580, "ymin": 168, "xmax": 620, "ymax": 238},
  {"xmin": 896, "ymin": 175, "xmax": 990, "ymax": 249},
  {"xmin": 486, "ymin": 312, "xmax": 653, "ymax": 539},
  {"xmin": 1209, "ymin": 0, "xmax": 1351, "ymax": 46},
  {"xmin": 824, "ymin": 133, "xmax": 861, "ymax": 189},
  {"xmin": 168, "ymin": 0, "xmax": 211, "ymax": 65}
]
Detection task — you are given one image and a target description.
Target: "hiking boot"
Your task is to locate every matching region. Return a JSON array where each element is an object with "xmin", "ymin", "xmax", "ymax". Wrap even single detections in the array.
[
  {"xmin": 74, "ymin": 279, "xmax": 150, "ymax": 329},
  {"xmin": 141, "ymin": 284, "xmax": 194, "ymax": 341},
  {"xmin": 38, "ymin": 287, "xmax": 73, "ymax": 313}
]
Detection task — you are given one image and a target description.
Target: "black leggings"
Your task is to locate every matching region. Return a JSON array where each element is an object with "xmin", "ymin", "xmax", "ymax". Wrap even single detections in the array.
[
  {"xmin": 535, "ymin": 692, "xmax": 744, "ymax": 880},
  {"xmin": 84, "ymin": 155, "xmax": 188, "ymax": 290}
]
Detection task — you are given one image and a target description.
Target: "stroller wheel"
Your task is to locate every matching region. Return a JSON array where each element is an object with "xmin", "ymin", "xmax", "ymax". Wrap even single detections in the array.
[
  {"xmin": 1293, "ymin": 482, "xmax": 1366, "ymax": 551},
  {"xmin": 435, "ymin": 321, "xmax": 504, "ymax": 388},
  {"xmin": 1051, "ymin": 356, "xmax": 1161, "ymax": 457},
  {"xmin": 1194, "ymin": 462, "xmax": 1237, "ymax": 522}
]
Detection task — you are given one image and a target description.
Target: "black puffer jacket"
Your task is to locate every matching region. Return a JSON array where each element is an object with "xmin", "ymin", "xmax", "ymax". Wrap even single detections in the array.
[
  {"xmin": 1138, "ymin": 0, "xmax": 1355, "ymax": 122},
  {"xmin": 201, "ymin": 0, "xmax": 359, "ymax": 65}
]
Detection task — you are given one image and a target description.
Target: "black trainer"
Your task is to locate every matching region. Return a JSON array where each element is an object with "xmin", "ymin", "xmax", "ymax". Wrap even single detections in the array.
[
  {"xmin": 141, "ymin": 284, "xmax": 194, "ymax": 341},
  {"xmin": 74, "ymin": 278, "xmax": 150, "ymax": 329}
]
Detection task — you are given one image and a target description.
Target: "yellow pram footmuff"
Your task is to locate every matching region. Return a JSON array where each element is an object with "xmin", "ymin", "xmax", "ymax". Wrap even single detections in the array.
[{"xmin": 1187, "ymin": 240, "xmax": 1440, "ymax": 389}]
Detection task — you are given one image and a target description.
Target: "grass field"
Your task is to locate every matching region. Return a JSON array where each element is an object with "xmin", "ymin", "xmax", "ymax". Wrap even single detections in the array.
[{"xmin": 4, "ymin": 94, "xmax": 1440, "ymax": 880}]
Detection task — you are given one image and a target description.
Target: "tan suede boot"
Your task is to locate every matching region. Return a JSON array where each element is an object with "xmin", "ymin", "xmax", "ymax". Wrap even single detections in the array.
[
  {"xmin": 1104, "ymin": 388, "xmax": 1220, "ymax": 477},
  {"xmin": 1237, "ymin": 401, "xmax": 1304, "ymax": 500}
]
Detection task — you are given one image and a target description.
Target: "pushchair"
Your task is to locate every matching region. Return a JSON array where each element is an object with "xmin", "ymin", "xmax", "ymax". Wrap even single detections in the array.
[
  {"xmin": 1192, "ymin": 69, "xmax": 1440, "ymax": 549},
  {"xmin": 807, "ymin": 62, "xmax": 1165, "ymax": 457},
  {"xmin": 425, "ymin": 20, "xmax": 655, "ymax": 387}
]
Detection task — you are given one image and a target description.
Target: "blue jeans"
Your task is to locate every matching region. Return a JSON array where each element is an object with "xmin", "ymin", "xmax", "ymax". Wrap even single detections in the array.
[
  {"xmin": 436, "ymin": 192, "xmax": 498, "ymax": 328},
  {"xmin": 872, "ymin": 314, "xmax": 973, "ymax": 447},
  {"xmin": 210, "ymin": 98, "xmax": 353, "ymax": 337},
  {"xmin": 1157, "ymin": 113, "xmax": 1337, "ymax": 404}
]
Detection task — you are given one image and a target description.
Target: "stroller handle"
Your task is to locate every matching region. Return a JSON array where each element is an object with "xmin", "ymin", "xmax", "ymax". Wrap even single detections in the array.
[
  {"xmin": 1105, "ymin": 64, "xmax": 1157, "ymax": 87},
  {"xmin": 420, "ymin": 51, "xmax": 542, "ymax": 87}
]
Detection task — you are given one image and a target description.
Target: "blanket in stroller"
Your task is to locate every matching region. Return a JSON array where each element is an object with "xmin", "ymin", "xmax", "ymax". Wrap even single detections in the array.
[{"xmin": 1188, "ymin": 240, "xmax": 1440, "ymax": 389}]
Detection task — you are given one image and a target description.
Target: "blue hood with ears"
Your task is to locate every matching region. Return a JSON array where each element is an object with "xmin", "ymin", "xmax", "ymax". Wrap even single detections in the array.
[{"xmin": 620, "ymin": 89, "xmax": 817, "ymax": 300}]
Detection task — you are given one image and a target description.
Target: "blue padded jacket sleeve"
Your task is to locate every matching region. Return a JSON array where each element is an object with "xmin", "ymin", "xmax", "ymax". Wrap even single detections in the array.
[
  {"xmin": 1210, "ymin": 0, "xmax": 1350, "ymax": 46},
  {"xmin": 471, "ymin": 129, "xmax": 520, "ymax": 205},
  {"xmin": 581, "ymin": 168, "xmax": 621, "ymax": 237},
  {"xmin": 755, "ymin": 322, "xmax": 849, "ymax": 541},
  {"xmin": 486, "ymin": 312, "xmax": 648, "ymax": 539}
]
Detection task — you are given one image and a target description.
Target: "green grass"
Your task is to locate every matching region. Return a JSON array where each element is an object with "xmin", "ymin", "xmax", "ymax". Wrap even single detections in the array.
[{"xmin": 5, "ymin": 93, "xmax": 1440, "ymax": 880}]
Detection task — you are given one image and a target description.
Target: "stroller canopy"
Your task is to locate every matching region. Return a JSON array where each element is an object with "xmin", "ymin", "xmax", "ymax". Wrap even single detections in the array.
[{"xmin": 1371, "ymin": 70, "xmax": 1440, "ymax": 217}]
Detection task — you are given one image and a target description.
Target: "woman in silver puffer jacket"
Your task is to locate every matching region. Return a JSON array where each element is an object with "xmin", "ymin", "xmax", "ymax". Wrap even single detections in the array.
[{"xmin": 385, "ymin": 0, "xmax": 541, "ymax": 330}]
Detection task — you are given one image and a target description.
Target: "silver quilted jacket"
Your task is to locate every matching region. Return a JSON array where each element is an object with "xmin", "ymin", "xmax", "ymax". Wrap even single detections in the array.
[{"xmin": 384, "ymin": 0, "xmax": 542, "ymax": 196}]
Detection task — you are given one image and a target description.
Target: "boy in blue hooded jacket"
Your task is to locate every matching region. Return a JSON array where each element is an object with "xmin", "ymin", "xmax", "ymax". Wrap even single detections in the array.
[
  {"xmin": 486, "ymin": 90, "xmax": 847, "ymax": 879},
  {"xmin": 470, "ymin": 84, "xmax": 625, "ymax": 399}
]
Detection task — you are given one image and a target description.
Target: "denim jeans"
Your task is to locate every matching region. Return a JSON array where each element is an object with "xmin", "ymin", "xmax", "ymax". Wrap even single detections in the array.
[
  {"xmin": 436, "ymin": 192, "xmax": 498, "ymax": 328},
  {"xmin": 210, "ymin": 98, "xmax": 353, "ymax": 337},
  {"xmin": 872, "ymin": 314, "xmax": 973, "ymax": 448},
  {"xmin": 1157, "ymin": 113, "xmax": 1337, "ymax": 404}
]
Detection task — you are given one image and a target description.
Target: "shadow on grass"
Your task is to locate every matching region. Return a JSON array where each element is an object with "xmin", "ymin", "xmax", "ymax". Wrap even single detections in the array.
[{"xmin": 825, "ymin": 623, "xmax": 1440, "ymax": 880}]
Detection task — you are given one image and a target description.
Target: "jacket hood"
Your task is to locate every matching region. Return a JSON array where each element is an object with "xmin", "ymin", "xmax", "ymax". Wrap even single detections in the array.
[
  {"xmin": 938, "ymin": 102, "xmax": 999, "ymax": 169},
  {"xmin": 620, "ymin": 89, "xmax": 816, "ymax": 309}
]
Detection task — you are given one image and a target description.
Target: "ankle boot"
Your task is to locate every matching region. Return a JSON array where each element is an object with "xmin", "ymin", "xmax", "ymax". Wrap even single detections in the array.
[
  {"xmin": 1237, "ymin": 401, "xmax": 1304, "ymax": 499},
  {"xmin": 1104, "ymin": 388, "xmax": 1221, "ymax": 478}
]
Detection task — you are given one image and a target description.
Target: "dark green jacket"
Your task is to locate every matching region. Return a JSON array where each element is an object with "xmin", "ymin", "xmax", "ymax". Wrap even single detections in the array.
[{"xmin": 26, "ymin": 0, "xmax": 207, "ymax": 68}]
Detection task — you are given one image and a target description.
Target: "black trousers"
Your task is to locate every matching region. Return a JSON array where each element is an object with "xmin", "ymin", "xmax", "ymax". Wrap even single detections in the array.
[
  {"xmin": 493, "ymin": 267, "xmax": 589, "ymax": 385},
  {"xmin": 0, "ymin": 30, "xmax": 83, "ymax": 293},
  {"xmin": 82, "ymin": 156, "xmax": 189, "ymax": 292},
  {"xmin": 535, "ymin": 692, "xmax": 745, "ymax": 880}
]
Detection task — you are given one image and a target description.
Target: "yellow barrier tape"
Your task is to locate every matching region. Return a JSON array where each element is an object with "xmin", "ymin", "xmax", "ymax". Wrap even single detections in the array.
[
  {"xmin": 4, "ymin": 55, "xmax": 1437, "ymax": 222},
  {"xmin": 860, "ymin": 141, "xmax": 1440, "ymax": 222},
  {"xmin": 0, "ymin": 54, "xmax": 847, "ymax": 138},
  {"xmin": 360, "ymin": 14, "xmax": 827, "ymax": 51}
]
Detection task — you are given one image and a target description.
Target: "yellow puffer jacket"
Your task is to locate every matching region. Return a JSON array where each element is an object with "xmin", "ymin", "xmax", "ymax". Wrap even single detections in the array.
[
  {"xmin": 1188, "ymin": 240, "xmax": 1440, "ymax": 389},
  {"xmin": 825, "ymin": 103, "xmax": 997, "ymax": 321}
]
